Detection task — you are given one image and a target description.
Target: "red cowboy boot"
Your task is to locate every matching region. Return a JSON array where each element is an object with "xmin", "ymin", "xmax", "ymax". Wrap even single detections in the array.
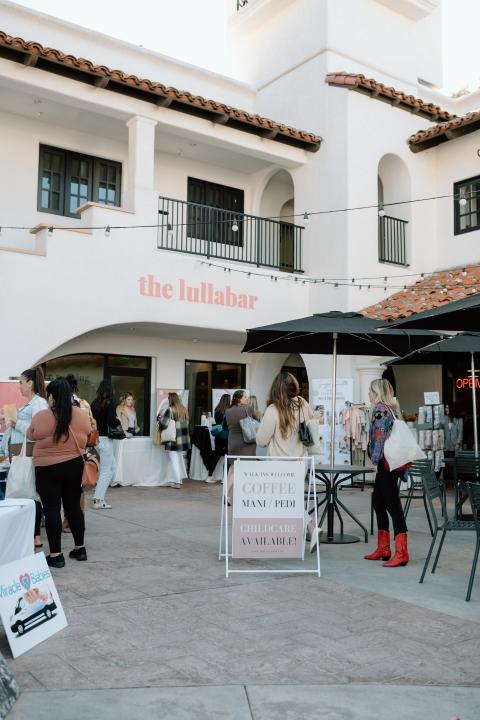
[
  {"xmin": 383, "ymin": 532, "xmax": 409, "ymax": 567},
  {"xmin": 364, "ymin": 529, "xmax": 391, "ymax": 561}
]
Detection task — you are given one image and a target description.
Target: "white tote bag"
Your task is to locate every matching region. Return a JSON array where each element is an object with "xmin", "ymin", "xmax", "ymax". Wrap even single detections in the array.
[
  {"xmin": 383, "ymin": 407, "xmax": 425, "ymax": 470},
  {"xmin": 160, "ymin": 418, "xmax": 177, "ymax": 443},
  {"xmin": 6, "ymin": 439, "xmax": 38, "ymax": 500}
]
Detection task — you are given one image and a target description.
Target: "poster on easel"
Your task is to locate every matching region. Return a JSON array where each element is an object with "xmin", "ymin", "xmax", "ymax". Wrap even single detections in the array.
[{"xmin": 310, "ymin": 378, "xmax": 353, "ymax": 465}]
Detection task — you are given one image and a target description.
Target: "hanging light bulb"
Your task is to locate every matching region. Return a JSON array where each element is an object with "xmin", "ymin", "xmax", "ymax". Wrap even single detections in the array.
[
  {"xmin": 334, "ymin": 283, "xmax": 338, "ymax": 288},
  {"xmin": 48, "ymin": 226, "xmax": 53, "ymax": 237},
  {"xmin": 459, "ymin": 196, "xmax": 468, "ymax": 207},
  {"xmin": 462, "ymin": 267, "xmax": 467, "ymax": 276},
  {"xmin": 303, "ymin": 212, "xmax": 310, "ymax": 224},
  {"xmin": 367, "ymin": 285, "xmax": 371, "ymax": 291},
  {"xmin": 232, "ymin": 220, "xmax": 239, "ymax": 233},
  {"xmin": 378, "ymin": 205, "xmax": 386, "ymax": 217},
  {"xmin": 403, "ymin": 285, "xmax": 407, "ymax": 293},
  {"xmin": 104, "ymin": 225, "xmax": 111, "ymax": 237},
  {"xmin": 420, "ymin": 273, "xmax": 425, "ymax": 279},
  {"xmin": 358, "ymin": 285, "xmax": 362, "ymax": 291},
  {"xmin": 167, "ymin": 223, "xmax": 173, "ymax": 238},
  {"xmin": 351, "ymin": 278, "xmax": 355, "ymax": 283}
]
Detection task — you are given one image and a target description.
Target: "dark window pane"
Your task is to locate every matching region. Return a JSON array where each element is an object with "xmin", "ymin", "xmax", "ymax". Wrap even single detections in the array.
[
  {"xmin": 52, "ymin": 154, "xmax": 62, "ymax": 172},
  {"xmin": 107, "ymin": 355, "xmax": 148, "ymax": 369},
  {"xmin": 52, "ymin": 174, "xmax": 61, "ymax": 192}
]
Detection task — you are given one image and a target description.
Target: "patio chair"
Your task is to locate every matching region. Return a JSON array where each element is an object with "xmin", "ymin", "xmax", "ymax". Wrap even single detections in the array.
[
  {"xmin": 401, "ymin": 458, "xmax": 435, "ymax": 536},
  {"xmin": 465, "ymin": 482, "xmax": 480, "ymax": 602},
  {"xmin": 419, "ymin": 472, "xmax": 476, "ymax": 601},
  {"xmin": 454, "ymin": 455, "xmax": 480, "ymax": 520}
]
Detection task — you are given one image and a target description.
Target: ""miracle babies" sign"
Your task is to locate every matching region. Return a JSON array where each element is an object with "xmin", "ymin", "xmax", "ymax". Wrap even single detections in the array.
[{"xmin": 139, "ymin": 275, "xmax": 258, "ymax": 310}]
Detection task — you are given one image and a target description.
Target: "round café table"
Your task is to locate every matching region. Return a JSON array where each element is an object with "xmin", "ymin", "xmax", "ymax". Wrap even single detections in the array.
[{"xmin": 313, "ymin": 464, "xmax": 374, "ymax": 544}]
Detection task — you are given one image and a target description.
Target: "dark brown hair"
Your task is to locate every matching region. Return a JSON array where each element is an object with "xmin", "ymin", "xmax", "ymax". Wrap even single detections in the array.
[
  {"xmin": 21, "ymin": 367, "xmax": 46, "ymax": 399},
  {"xmin": 266, "ymin": 371, "xmax": 300, "ymax": 438},
  {"xmin": 215, "ymin": 393, "xmax": 232, "ymax": 416},
  {"xmin": 231, "ymin": 390, "xmax": 246, "ymax": 406}
]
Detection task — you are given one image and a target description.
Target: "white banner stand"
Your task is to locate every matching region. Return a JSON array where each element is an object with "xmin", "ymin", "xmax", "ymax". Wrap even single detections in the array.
[{"xmin": 219, "ymin": 455, "xmax": 320, "ymax": 578}]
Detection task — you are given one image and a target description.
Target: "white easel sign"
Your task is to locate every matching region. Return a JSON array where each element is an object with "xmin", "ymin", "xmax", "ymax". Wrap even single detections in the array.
[
  {"xmin": 424, "ymin": 391, "xmax": 440, "ymax": 406},
  {"xmin": 232, "ymin": 460, "xmax": 305, "ymax": 559},
  {"xmin": 0, "ymin": 552, "xmax": 67, "ymax": 658}
]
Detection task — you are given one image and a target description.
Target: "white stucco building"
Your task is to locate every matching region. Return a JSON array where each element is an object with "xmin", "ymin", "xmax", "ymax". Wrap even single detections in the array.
[{"xmin": 1, "ymin": 0, "xmax": 480, "ymax": 432}]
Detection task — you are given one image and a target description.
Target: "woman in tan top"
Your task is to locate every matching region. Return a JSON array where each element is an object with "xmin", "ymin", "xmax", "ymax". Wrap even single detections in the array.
[
  {"xmin": 256, "ymin": 371, "xmax": 319, "ymax": 554},
  {"xmin": 256, "ymin": 372, "xmax": 315, "ymax": 457},
  {"xmin": 28, "ymin": 377, "xmax": 91, "ymax": 568}
]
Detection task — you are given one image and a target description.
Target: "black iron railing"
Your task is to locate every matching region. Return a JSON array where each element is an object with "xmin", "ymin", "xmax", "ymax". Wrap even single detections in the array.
[
  {"xmin": 378, "ymin": 215, "xmax": 408, "ymax": 266},
  {"xmin": 157, "ymin": 196, "xmax": 303, "ymax": 273}
]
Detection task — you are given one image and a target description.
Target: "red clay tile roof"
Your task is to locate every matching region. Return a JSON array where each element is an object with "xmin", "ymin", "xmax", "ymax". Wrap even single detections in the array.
[
  {"xmin": 326, "ymin": 72, "xmax": 455, "ymax": 122},
  {"xmin": 409, "ymin": 111, "xmax": 480, "ymax": 152},
  {"xmin": 0, "ymin": 30, "xmax": 321, "ymax": 153},
  {"xmin": 362, "ymin": 265, "xmax": 480, "ymax": 322}
]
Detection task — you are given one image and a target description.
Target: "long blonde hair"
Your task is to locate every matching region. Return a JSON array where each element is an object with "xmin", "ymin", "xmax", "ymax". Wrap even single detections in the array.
[
  {"xmin": 168, "ymin": 392, "xmax": 188, "ymax": 422},
  {"xmin": 369, "ymin": 379, "xmax": 402, "ymax": 418},
  {"xmin": 267, "ymin": 371, "xmax": 301, "ymax": 438}
]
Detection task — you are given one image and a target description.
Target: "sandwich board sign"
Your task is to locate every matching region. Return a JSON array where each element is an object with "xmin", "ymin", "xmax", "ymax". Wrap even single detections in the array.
[{"xmin": 0, "ymin": 552, "xmax": 67, "ymax": 658}]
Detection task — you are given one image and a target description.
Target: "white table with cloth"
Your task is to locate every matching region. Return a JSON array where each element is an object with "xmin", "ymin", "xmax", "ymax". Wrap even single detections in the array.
[
  {"xmin": 0, "ymin": 499, "xmax": 35, "ymax": 565},
  {"xmin": 110, "ymin": 437, "xmax": 222, "ymax": 486}
]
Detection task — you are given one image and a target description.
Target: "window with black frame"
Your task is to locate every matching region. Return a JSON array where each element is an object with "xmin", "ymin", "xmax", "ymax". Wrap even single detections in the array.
[
  {"xmin": 454, "ymin": 176, "xmax": 480, "ymax": 234},
  {"xmin": 187, "ymin": 177, "xmax": 244, "ymax": 246},
  {"xmin": 42, "ymin": 353, "xmax": 151, "ymax": 435},
  {"xmin": 38, "ymin": 145, "xmax": 121, "ymax": 218}
]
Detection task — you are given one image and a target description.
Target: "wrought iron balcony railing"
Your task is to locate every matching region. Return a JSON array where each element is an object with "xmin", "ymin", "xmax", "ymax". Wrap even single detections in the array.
[
  {"xmin": 378, "ymin": 215, "xmax": 408, "ymax": 266},
  {"xmin": 157, "ymin": 196, "xmax": 303, "ymax": 273}
]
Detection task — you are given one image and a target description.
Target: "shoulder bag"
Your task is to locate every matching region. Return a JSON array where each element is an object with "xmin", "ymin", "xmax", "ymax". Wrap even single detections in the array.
[
  {"xmin": 160, "ymin": 414, "xmax": 177, "ymax": 443},
  {"xmin": 211, "ymin": 416, "xmax": 228, "ymax": 441},
  {"xmin": 5, "ymin": 438, "xmax": 38, "ymax": 500},
  {"xmin": 383, "ymin": 406, "xmax": 425, "ymax": 470},
  {"xmin": 71, "ymin": 427, "xmax": 100, "ymax": 488},
  {"xmin": 239, "ymin": 409, "xmax": 260, "ymax": 444},
  {"xmin": 108, "ymin": 423, "xmax": 126, "ymax": 440},
  {"xmin": 298, "ymin": 401, "xmax": 315, "ymax": 447}
]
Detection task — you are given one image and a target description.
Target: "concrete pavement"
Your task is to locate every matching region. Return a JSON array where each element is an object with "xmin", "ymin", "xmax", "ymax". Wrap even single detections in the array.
[{"xmin": 2, "ymin": 480, "xmax": 479, "ymax": 718}]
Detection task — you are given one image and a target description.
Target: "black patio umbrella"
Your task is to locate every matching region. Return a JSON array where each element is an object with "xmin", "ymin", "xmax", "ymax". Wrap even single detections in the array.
[
  {"xmin": 386, "ymin": 293, "xmax": 480, "ymax": 332},
  {"xmin": 387, "ymin": 295, "xmax": 480, "ymax": 456},
  {"xmin": 386, "ymin": 332, "xmax": 480, "ymax": 454},
  {"xmin": 243, "ymin": 311, "xmax": 440, "ymax": 467}
]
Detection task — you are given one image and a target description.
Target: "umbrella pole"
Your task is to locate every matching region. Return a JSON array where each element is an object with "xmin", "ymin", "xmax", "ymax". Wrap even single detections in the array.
[
  {"xmin": 471, "ymin": 352, "xmax": 479, "ymax": 458},
  {"xmin": 330, "ymin": 332, "xmax": 338, "ymax": 469}
]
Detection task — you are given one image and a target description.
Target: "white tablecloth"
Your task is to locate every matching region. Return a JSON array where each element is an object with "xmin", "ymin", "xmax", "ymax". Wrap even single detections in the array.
[
  {"xmin": 189, "ymin": 448, "xmax": 224, "ymax": 482},
  {"xmin": 110, "ymin": 437, "xmax": 217, "ymax": 487},
  {"xmin": 0, "ymin": 499, "xmax": 35, "ymax": 565}
]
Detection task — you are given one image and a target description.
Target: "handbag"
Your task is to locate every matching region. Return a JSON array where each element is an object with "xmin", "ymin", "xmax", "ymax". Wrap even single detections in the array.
[
  {"xmin": 87, "ymin": 428, "xmax": 99, "ymax": 447},
  {"xmin": 160, "ymin": 418, "xmax": 177, "ymax": 443},
  {"xmin": 153, "ymin": 426, "xmax": 162, "ymax": 445},
  {"xmin": 5, "ymin": 439, "xmax": 38, "ymax": 500},
  {"xmin": 239, "ymin": 411, "xmax": 260, "ymax": 444},
  {"xmin": 71, "ymin": 427, "xmax": 99, "ymax": 488},
  {"xmin": 298, "ymin": 402, "xmax": 314, "ymax": 447},
  {"xmin": 383, "ymin": 406, "xmax": 425, "ymax": 471},
  {"xmin": 108, "ymin": 423, "xmax": 126, "ymax": 440},
  {"xmin": 211, "ymin": 416, "xmax": 228, "ymax": 441}
]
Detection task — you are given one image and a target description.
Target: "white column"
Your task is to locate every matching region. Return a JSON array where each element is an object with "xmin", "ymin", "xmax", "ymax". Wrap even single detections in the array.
[
  {"xmin": 357, "ymin": 364, "xmax": 384, "ymax": 405},
  {"xmin": 126, "ymin": 116, "xmax": 158, "ymax": 213}
]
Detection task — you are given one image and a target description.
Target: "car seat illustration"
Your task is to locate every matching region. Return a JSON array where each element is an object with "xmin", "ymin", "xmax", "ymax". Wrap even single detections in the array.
[{"xmin": 10, "ymin": 585, "xmax": 57, "ymax": 636}]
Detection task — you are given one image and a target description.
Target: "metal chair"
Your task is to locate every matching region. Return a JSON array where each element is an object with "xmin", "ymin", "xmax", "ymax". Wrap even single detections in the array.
[
  {"xmin": 400, "ymin": 458, "xmax": 434, "ymax": 536},
  {"xmin": 454, "ymin": 455, "xmax": 480, "ymax": 520},
  {"xmin": 465, "ymin": 482, "xmax": 480, "ymax": 602},
  {"xmin": 419, "ymin": 471, "xmax": 476, "ymax": 601}
]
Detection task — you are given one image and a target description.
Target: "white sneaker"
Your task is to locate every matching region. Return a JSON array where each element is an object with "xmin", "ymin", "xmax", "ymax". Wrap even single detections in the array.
[
  {"xmin": 205, "ymin": 477, "xmax": 217, "ymax": 484},
  {"xmin": 92, "ymin": 499, "xmax": 112, "ymax": 509}
]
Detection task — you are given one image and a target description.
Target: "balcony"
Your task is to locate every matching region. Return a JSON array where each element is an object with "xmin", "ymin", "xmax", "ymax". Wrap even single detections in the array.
[
  {"xmin": 378, "ymin": 215, "xmax": 408, "ymax": 266},
  {"xmin": 157, "ymin": 196, "xmax": 303, "ymax": 273}
]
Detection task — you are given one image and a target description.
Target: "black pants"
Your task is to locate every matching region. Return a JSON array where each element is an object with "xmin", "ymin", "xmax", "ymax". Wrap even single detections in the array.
[
  {"xmin": 35, "ymin": 456, "xmax": 84, "ymax": 554},
  {"xmin": 34, "ymin": 500, "xmax": 42, "ymax": 536},
  {"xmin": 372, "ymin": 460, "xmax": 407, "ymax": 536}
]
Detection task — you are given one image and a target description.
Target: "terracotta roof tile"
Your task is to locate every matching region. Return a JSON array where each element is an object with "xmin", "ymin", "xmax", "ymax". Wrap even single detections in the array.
[
  {"xmin": 362, "ymin": 264, "xmax": 480, "ymax": 322},
  {"xmin": 326, "ymin": 72, "xmax": 455, "ymax": 122},
  {"xmin": 0, "ymin": 30, "xmax": 322, "ymax": 152},
  {"xmin": 409, "ymin": 111, "xmax": 480, "ymax": 152}
]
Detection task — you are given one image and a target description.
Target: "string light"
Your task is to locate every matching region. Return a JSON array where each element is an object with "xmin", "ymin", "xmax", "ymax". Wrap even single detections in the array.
[
  {"xmin": 378, "ymin": 206, "xmax": 386, "ymax": 217},
  {"xmin": 303, "ymin": 212, "xmax": 310, "ymax": 224},
  {"xmin": 232, "ymin": 220, "xmax": 239, "ymax": 232},
  {"xmin": 104, "ymin": 225, "xmax": 111, "ymax": 237},
  {"xmin": 47, "ymin": 226, "xmax": 53, "ymax": 237}
]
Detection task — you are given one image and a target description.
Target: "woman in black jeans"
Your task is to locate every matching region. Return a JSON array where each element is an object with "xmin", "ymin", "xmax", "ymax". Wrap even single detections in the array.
[
  {"xmin": 28, "ymin": 378, "xmax": 91, "ymax": 568},
  {"xmin": 365, "ymin": 378, "xmax": 409, "ymax": 568}
]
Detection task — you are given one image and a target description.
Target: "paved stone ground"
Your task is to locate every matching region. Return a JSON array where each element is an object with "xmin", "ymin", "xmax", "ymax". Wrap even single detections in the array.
[{"xmin": 2, "ymin": 481, "xmax": 480, "ymax": 718}]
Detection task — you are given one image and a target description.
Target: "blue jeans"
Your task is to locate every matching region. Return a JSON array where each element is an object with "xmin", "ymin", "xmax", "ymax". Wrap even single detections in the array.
[{"xmin": 95, "ymin": 437, "xmax": 116, "ymax": 501}]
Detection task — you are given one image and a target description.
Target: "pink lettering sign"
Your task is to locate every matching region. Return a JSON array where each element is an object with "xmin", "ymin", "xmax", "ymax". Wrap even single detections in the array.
[{"xmin": 139, "ymin": 275, "xmax": 258, "ymax": 310}]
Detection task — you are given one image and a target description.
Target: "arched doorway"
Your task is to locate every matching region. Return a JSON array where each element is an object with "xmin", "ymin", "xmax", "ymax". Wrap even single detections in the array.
[
  {"xmin": 281, "ymin": 353, "xmax": 309, "ymax": 400},
  {"xmin": 258, "ymin": 169, "xmax": 296, "ymax": 272}
]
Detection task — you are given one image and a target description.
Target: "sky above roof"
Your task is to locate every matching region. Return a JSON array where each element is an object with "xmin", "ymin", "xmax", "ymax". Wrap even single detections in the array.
[{"xmin": 7, "ymin": 0, "xmax": 480, "ymax": 95}]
